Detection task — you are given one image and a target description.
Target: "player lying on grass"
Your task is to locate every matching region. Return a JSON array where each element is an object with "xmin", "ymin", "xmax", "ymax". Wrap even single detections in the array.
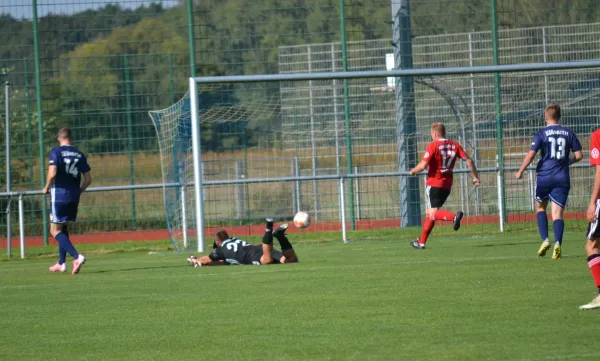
[
  {"xmin": 408, "ymin": 122, "xmax": 480, "ymax": 249},
  {"xmin": 515, "ymin": 104, "xmax": 582, "ymax": 260},
  {"xmin": 187, "ymin": 218, "xmax": 299, "ymax": 266}
]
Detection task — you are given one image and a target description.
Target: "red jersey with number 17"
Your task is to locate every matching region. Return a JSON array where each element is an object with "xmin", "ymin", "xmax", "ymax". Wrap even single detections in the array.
[{"xmin": 422, "ymin": 139, "xmax": 468, "ymax": 190}]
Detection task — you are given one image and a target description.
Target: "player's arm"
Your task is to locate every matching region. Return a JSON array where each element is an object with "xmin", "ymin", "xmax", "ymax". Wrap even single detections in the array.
[
  {"xmin": 42, "ymin": 166, "xmax": 57, "ymax": 194},
  {"xmin": 409, "ymin": 160, "xmax": 429, "ymax": 175},
  {"xmin": 198, "ymin": 255, "xmax": 226, "ymax": 266},
  {"xmin": 410, "ymin": 144, "xmax": 433, "ymax": 175},
  {"xmin": 570, "ymin": 150, "xmax": 583, "ymax": 165},
  {"xmin": 457, "ymin": 145, "xmax": 479, "ymax": 186},
  {"xmin": 465, "ymin": 157, "xmax": 480, "ymax": 187},
  {"xmin": 587, "ymin": 133, "xmax": 600, "ymax": 222},
  {"xmin": 515, "ymin": 150, "xmax": 536, "ymax": 179},
  {"xmin": 80, "ymin": 172, "xmax": 92, "ymax": 192},
  {"xmin": 570, "ymin": 134, "xmax": 583, "ymax": 165}
]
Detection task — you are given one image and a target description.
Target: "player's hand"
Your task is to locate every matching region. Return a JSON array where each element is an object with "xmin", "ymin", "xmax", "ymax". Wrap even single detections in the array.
[
  {"xmin": 587, "ymin": 203, "xmax": 597, "ymax": 223},
  {"xmin": 42, "ymin": 186, "xmax": 49, "ymax": 195},
  {"xmin": 472, "ymin": 178, "xmax": 480, "ymax": 187},
  {"xmin": 409, "ymin": 169, "xmax": 415, "ymax": 176},
  {"xmin": 514, "ymin": 171, "xmax": 522, "ymax": 180}
]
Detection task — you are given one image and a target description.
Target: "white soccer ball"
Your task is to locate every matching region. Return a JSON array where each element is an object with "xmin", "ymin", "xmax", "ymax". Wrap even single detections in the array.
[{"xmin": 293, "ymin": 211, "xmax": 311, "ymax": 229}]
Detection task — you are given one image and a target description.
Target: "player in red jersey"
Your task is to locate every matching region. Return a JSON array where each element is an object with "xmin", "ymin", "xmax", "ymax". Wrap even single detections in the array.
[
  {"xmin": 581, "ymin": 129, "xmax": 600, "ymax": 309},
  {"xmin": 408, "ymin": 123, "xmax": 480, "ymax": 249}
]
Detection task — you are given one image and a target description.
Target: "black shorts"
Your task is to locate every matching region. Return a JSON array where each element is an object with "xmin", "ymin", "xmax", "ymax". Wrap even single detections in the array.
[
  {"xmin": 248, "ymin": 249, "xmax": 283, "ymax": 265},
  {"xmin": 587, "ymin": 199, "xmax": 600, "ymax": 240},
  {"xmin": 425, "ymin": 186, "xmax": 451, "ymax": 208}
]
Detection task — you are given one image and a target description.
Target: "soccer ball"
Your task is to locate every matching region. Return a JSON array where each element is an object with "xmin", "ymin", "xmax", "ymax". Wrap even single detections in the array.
[{"xmin": 293, "ymin": 211, "xmax": 311, "ymax": 229}]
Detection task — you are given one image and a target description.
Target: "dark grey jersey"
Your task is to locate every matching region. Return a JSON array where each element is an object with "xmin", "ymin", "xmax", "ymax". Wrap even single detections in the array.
[{"xmin": 208, "ymin": 238, "xmax": 258, "ymax": 265}]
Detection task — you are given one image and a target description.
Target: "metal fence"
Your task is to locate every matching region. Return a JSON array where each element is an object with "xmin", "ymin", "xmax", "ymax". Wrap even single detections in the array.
[{"xmin": 1, "ymin": 0, "xmax": 600, "ymax": 252}]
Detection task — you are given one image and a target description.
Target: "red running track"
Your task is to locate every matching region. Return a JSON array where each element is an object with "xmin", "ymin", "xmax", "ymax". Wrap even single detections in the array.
[{"xmin": 0, "ymin": 212, "xmax": 586, "ymax": 248}]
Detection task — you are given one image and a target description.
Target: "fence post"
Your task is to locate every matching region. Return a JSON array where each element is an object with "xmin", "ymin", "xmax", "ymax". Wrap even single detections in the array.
[
  {"xmin": 186, "ymin": 0, "xmax": 197, "ymax": 77},
  {"xmin": 339, "ymin": 177, "xmax": 348, "ymax": 243},
  {"xmin": 392, "ymin": 0, "xmax": 421, "ymax": 228},
  {"xmin": 354, "ymin": 166, "xmax": 361, "ymax": 221},
  {"xmin": 18, "ymin": 195, "xmax": 25, "ymax": 259},
  {"xmin": 5, "ymin": 81, "xmax": 11, "ymax": 258},
  {"xmin": 123, "ymin": 54, "xmax": 137, "ymax": 229},
  {"xmin": 293, "ymin": 156, "xmax": 301, "ymax": 213},
  {"xmin": 339, "ymin": 0, "xmax": 356, "ymax": 230},
  {"xmin": 235, "ymin": 160, "xmax": 246, "ymax": 219},
  {"xmin": 24, "ymin": 59, "xmax": 34, "ymax": 192},
  {"xmin": 331, "ymin": 43, "xmax": 342, "ymax": 174},
  {"xmin": 528, "ymin": 170, "xmax": 535, "ymax": 211},
  {"xmin": 181, "ymin": 185, "xmax": 188, "ymax": 249},
  {"xmin": 468, "ymin": 32, "xmax": 481, "ymax": 215},
  {"xmin": 32, "ymin": 0, "xmax": 49, "ymax": 246},
  {"xmin": 542, "ymin": 27, "xmax": 549, "ymax": 104},
  {"xmin": 491, "ymin": 0, "xmax": 506, "ymax": 232},
  {"xmin": 168, "ymin": 52, "xmax": 176, "ymax": 104},
  {"xmin": 307, "ymin": 47, "xmax": 319, "ymax": 220}
]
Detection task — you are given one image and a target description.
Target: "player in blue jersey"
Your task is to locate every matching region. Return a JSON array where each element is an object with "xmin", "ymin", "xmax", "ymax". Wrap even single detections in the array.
[
  {"xmin": 42, "ymin": 128, "xmax": 92, "ymax": 274},
  {"xmin": 515, "ymin": 104, "xmax": 583, "ymax": 259}
]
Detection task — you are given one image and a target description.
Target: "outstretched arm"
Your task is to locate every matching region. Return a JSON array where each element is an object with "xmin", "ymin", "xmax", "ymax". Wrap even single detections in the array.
[
  {"xmin": 515, "ymin": 150, "xmax": 536, "ymax": 179},
  {"xmin": 465, "ymin": 157, "xmax": 480, "ymax": 187},
  {"xmin": 198, "ymin": 255, "xmax": 226, "ymax": 266}
]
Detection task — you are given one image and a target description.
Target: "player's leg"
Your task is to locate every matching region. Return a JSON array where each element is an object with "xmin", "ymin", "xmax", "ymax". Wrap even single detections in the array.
[
  {"xmin": 260, "ymin": 218, "xmax": 274, "ymax": 265},
  {"xmin": 48, "ymin": 221, "xmax": 67, "ymax": 273},
  {"xmin": 52, "ymin": 202, "xmax": 85, "ymax": 274},
  {"xmin": 534, "ymin": 182, "xmax": 551, "ymax": 256},
  {"xmin": 580, "ymin": 206, "xmax": 600, "ymax": 310},
  {"xmin": 411, "ymin": 187, "xmax": 435, "ymax": 249},
  {"xmin": 549, "ymin": 187, "xmax": 569, "ymax": 260},
  {"xmin": 429, "ymin": 187, "xmax": 463, "ymax": 230},
  {"xmin": 273, "ymin": 223, "xmax": 298, "ymax": 263}
]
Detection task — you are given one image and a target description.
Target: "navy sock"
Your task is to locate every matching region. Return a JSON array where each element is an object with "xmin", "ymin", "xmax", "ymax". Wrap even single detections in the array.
[
  {"xmin": 536, "ymin": 211, "xmax": 549, "ymax": 241},
  {"xmin": 553, "ymin": 219, "xmax": 565, "ymax": 246},
  {"xmin": 55, "ymin": 232, "xmax": 79, "ymax": 259},
  {"xmin": 59, "ymin": 246, "xmax": 67, "ymax": 264}
]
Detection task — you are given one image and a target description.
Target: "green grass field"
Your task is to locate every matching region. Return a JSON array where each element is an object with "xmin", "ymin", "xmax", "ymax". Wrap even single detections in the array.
[{"xmin": 1, "ymin": 232, "xmax": 598, "ymax": 361}]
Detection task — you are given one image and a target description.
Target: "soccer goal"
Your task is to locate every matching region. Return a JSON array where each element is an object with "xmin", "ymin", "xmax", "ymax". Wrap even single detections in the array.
[{"xmin": 150, "ymin": 60, "xmax": 600, "ymax": 252}]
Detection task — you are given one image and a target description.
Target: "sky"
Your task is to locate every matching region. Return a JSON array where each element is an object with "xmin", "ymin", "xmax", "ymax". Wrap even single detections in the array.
[{"xmin": 1, "ymin": 0, "xmax": 177, "ymax": 19}]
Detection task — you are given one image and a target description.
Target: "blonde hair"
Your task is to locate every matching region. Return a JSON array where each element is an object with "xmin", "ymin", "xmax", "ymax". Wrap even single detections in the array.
[
  {"xmin": 545, "ymin": 103, "xmax": 561, "ymax": 121},
  {"xmin": 431, "ymin": 123, "xmax": 446, "ymax": 137}
]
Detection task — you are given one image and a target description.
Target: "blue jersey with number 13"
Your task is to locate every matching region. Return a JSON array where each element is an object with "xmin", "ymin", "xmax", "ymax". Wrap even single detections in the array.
[
  {"xmin": 530, "ymin": 124, "xmax": 581, "ymax": 183},
  {"xmin": 49, "ymin": 145, "xmax": 91, "ymax": 203}
]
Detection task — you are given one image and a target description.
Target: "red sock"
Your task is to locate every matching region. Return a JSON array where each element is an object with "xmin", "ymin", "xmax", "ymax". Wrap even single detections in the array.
[
  {"xmin": 588, "ymin": 254, "xmax": 600, "ymax": 288},
  {"xmin": 419, "ymin": 218, "xmax": 435, "ymax": 244},
  {"xmin": 433, "ymin": 209, "xmax": 455, "ymax": 221}
]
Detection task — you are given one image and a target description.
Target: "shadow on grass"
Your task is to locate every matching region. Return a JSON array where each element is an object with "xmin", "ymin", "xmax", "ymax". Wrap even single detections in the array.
[
  {"xmin": 90, "ymin": 264, "xmax": 188, "ymax": 274},
  {"xmin": 475, "ymin": 241, "xmax": 541, "ymax": 248}
]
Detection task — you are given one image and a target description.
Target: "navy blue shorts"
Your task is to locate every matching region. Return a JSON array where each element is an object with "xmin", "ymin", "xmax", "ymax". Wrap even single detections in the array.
[
  {"xmin": 50, "ymin": 202, "xmax": 79, "ymax": 224},
  {"xmin": 535, "ymin": 183, "xmax": 570, "ymax": 209}
]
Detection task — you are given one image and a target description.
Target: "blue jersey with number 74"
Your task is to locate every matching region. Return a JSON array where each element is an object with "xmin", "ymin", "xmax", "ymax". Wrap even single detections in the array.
[
  {"xmin": 49, "ymin": 145, "xmax": 91, "ymax": 203},
  {"xmin": 530, "ymin": 124, "xmax": 581, "ymax": 182}
]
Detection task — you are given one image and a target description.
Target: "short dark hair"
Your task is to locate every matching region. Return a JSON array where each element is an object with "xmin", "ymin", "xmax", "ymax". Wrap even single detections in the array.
[
  {"xmin": 215, "ymin": 230, "xmax": 230, "ymax": 242},
  {"xmin": 57, "ymin": 128, "xmax": 72, "ymax": 140},
  {"xmin": 545, "ymin": 104, "xmax": 561, "ymax": 120}
]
